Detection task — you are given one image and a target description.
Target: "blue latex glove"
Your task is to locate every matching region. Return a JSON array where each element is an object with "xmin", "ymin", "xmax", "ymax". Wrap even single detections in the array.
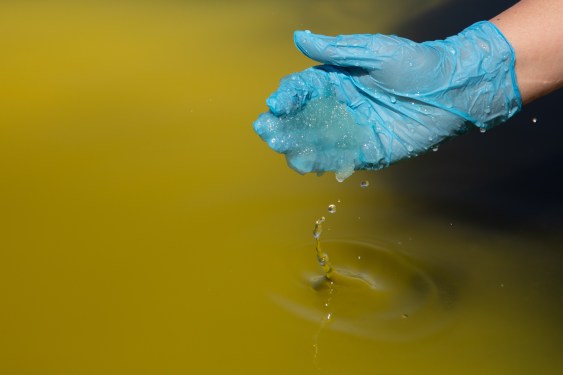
[{"xmin": 253, "ymin": 21, "xmax": 521, "ymax": 181}]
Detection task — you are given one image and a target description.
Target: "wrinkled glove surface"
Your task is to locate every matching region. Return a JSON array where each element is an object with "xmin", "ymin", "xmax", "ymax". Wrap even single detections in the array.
[{"xmin": 253, "ymin": 21, "xmax": 521, "ymax": 180}]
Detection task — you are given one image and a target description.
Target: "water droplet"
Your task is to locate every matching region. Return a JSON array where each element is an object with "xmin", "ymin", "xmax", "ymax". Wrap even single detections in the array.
[
  {"xmin": 532, "ymin": 117, "xmax": 537, "ymax": 124},
  {"xmin": 480, "ymin": 128, "xmax": 487, "ymax": 133},
  {"xmin": 313, "ymin": 217, "xmax": 325, "ymax": 238},
  {"xmin": 484, "ymin": 107, "xmax": 491, "ymax": 114},
  {"xmin": 428, "ymin": 135, "xmax": 434, "ymax": 141},
  {"xmin": 304, "ymin": 29, "xmax": 311, "ymax": 34},
  {"xmin": 406, "ymin": 145, "xmax": 414, "ymax": 152},
  {"xmin": 390, "ymin": 96, "xmax": 397, "ymax": 104},
  {"xmin": 432, "ymin": 146, "xmax": 439, "ymax": 152},
  {"xmin": 360, "ymin": 180, "xmax": 369, "ymax": 188},
  {"xmin": 408, "ymin": 61, "xmax": 413, "ymax": 67},
  {"xmin": 401, "ymin": 314, "xmax": 409, "ymax": 319},
  {"xmin": 328, "ymin": 204, "xmax": 336, "ymax": 214}
]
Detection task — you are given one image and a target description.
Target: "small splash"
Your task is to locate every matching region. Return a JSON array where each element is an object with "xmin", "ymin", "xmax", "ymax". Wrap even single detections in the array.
[
  {"xmin": 312, "ymin": 217, "xmax": 325, "ymax": 239},
  {"xmin": 312, "ymin": 217, "xmax": 333, "ymax": 279},
  {"xmin": 327, "ymin": 204, "xmax": 336, "ymax": 214},
  {"xmin": 272, "ymin": 240, "xmax": 455, "ymax": 342},
  {"xmin": 360, "ymin": 180, "xmax": 369, "ymax": 188}
]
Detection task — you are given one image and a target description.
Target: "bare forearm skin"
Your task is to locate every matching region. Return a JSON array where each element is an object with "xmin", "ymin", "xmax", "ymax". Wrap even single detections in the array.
[{"xmin": 491, "ymin": 0, "xmax": 563, "ymax": 104}]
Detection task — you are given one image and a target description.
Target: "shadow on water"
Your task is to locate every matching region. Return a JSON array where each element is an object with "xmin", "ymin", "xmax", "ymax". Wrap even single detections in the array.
[{"xmin": 374, "ymin": 0, "xmax": 563, "ymax": 234}]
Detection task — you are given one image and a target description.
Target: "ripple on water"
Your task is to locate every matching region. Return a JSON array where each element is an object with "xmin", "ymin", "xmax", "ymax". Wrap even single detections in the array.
[{"xmin": 272, "ymin": 240, "xmax": 456, "ymax": 342}]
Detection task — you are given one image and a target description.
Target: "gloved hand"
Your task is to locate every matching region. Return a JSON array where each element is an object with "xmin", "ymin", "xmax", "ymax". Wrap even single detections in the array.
[{"xmin": 253, "ymin": 21, "xmax": 521, "ymax": 181}]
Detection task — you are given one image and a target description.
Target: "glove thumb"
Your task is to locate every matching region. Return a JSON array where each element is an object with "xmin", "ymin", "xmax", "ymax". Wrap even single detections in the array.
[{"xmin": 294, "ymin": 30, "xmax": 403, "ymax": 70}]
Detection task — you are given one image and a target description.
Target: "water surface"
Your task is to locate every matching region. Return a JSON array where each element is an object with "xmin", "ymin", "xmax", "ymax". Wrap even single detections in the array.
[{"xmin": 0, "ymin": 1, "xmax": 562, "ymax": 374}]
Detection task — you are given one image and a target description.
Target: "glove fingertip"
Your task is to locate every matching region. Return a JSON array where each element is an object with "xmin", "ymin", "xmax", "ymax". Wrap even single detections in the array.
[
  {"xmin": 265, "ymin": 95, "xmax": 282, "ymax": 116},
  {"xmin": 294, "ymin": 30, "xmax": 333, "ymax": 64},
  {"xmin": 266, "ymin": 91, "xmax": 293, "ymax": 116}
]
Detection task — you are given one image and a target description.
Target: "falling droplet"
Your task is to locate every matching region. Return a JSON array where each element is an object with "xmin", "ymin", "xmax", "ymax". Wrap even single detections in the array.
[
  {"xmin": 312, "ymin": 217, "xmax": 325, "ymax": 239},
  {"xmin": 432, "ymin": 146, "xmax": 439, "ymax": 152},
  {"xmin": 360, "ymin": 180, "xmax": 369, "ymax": 188},
  {"xmin": 327, "ymin": 204, "xmax": 336, "ymax": 214},
  {"xmin": 532, "ymin": 117, "xmax": 537, "ymax": 124},
  {"xmin": 480, "ymin": 128, "xmax": 487, "ymax": 133}
]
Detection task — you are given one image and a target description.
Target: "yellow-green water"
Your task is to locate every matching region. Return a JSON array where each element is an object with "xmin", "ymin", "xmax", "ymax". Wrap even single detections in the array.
[{"xmin": 1, "ymin": 1, "xmax": 562, "ymax": 374}]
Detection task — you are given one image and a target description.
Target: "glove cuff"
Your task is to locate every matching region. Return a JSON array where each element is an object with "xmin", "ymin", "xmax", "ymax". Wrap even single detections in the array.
[{"xmin": 441, "ymin": 21, "xmax": 522, "ymax": 129}]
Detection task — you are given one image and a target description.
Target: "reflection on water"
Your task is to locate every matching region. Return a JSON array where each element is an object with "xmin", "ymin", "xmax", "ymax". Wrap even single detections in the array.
[{"xmin": 0, "ymin": 1, "xmax": 562, "ymax": 374}]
